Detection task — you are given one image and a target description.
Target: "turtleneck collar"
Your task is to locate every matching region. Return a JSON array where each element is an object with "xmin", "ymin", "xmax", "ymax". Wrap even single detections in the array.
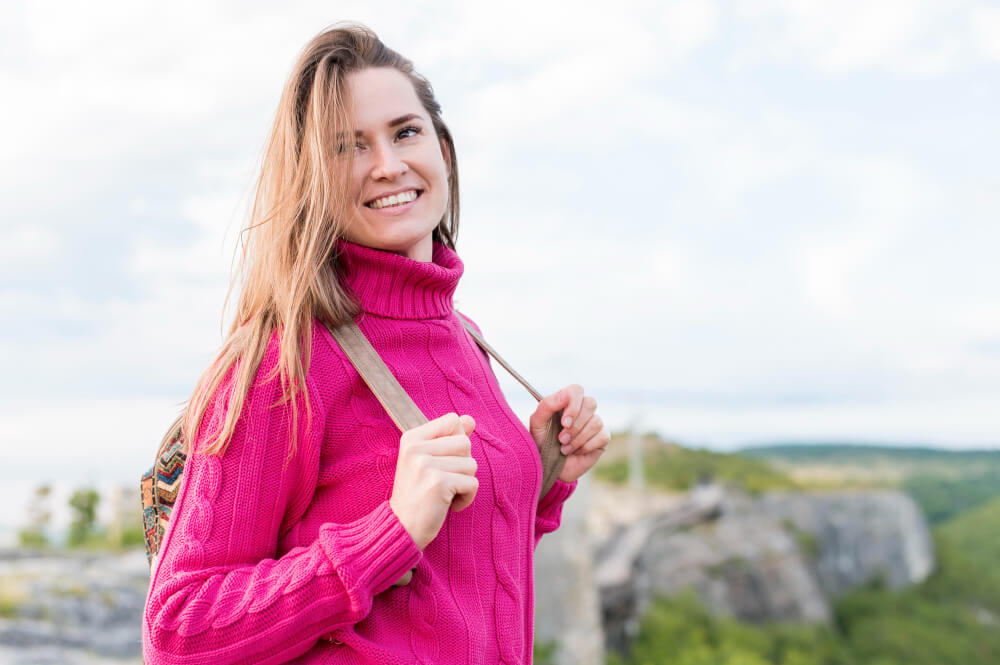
[{"xmin": 335, "ymin": 237, "xmax": 464, "ymax": 320}]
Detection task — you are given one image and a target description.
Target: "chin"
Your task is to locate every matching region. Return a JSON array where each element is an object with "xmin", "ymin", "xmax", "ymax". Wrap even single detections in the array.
[{"xmin": 361, "ymin": 228, "xmax": 436, "ymax": 259}]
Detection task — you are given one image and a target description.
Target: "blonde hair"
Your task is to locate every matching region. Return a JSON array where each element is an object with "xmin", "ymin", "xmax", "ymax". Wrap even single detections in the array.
[{"xmin": 182, "ymin": 22, "xmax": 461, "ymax": 461}]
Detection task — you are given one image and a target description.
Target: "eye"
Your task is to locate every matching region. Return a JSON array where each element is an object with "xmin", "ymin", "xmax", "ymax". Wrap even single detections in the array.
[
  {"xmin": 397, "ymin": 126, "xmax": 421, "ymax": 140},
  {"xmin": 335, "ymin": 141, "xmax": 366, "ymax": 155}
]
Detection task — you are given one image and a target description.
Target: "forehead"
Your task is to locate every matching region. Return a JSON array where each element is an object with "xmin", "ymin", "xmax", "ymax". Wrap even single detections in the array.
[{"xmin": 346, "ymin": 67, "xmax": 427, "ymax": 126}]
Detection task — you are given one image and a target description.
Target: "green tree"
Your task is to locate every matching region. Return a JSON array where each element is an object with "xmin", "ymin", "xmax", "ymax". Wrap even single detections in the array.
[{"xmin": 67, "ymin": 487, "xmax": 100, "ymax": 547}]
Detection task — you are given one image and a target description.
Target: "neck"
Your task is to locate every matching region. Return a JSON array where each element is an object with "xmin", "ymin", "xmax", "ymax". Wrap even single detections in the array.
[{"xmin": 399, "ymin": 234, "xmax": 433, "ymax": 263}]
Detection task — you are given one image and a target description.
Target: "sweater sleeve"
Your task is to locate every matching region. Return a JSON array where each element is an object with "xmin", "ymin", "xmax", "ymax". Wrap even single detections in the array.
[
  {"xmin": 142, "ymin": 344, "xmax": 423, "ymax": 665},
  {"xmin": 534, "ymin": 477, "xmax": 578, "ymax": 549}
]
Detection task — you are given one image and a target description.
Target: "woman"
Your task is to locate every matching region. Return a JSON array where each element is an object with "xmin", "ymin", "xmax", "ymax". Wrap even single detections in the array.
[{"xmin": 142, "ymin": 22, "xmax": 610, "ymax": 665}]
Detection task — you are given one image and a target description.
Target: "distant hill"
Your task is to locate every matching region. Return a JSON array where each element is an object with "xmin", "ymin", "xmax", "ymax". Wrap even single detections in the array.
[{"xmin": 739, "ymin": 443, "xmax": 1000, "ymax": 464}]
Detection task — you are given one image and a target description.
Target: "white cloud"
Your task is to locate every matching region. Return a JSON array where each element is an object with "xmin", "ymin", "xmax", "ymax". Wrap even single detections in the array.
[
  {"xmin": 733, "ymin": 0, "xmax": 977, "ymax": 75},
  {"xmin": 0, "ymin": 224, "xmax": 62, "ymax": 268},
  {"xmin": 795, "ymin": 158, "xmax": 921, "ymax": 320},
  {"xmin": 971, "ymin": 4, "xmax": 1000, "ymax": 60}
]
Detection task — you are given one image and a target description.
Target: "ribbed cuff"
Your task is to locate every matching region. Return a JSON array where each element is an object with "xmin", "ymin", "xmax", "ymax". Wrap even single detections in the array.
[
  {"xmin": 538, "ymin": 477, "xmax": 578, "ymax": 516},
  {"xmin": 318, "ymin": 500, "xmax": 423, "ymax": 600}
]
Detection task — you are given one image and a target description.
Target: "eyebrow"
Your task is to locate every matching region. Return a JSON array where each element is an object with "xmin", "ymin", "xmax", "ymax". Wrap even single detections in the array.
[{"xmin": 348, "ymin": 113, "xmax": 423, "ymax": 138}]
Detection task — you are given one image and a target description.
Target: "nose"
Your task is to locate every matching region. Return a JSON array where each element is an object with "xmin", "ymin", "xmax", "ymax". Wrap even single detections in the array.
[{"xmin": 369, "ymin": 141, "xmax": 407, "ymax": 180}]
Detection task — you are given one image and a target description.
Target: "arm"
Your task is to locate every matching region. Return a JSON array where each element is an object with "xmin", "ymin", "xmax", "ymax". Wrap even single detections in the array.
[
  {"xmin": 142, "ymin": 347, "xmax": 422, "ymax": 665},
  {"xmin": 534, "ymin": 477, "xmax": 578, "ymax": 549}
]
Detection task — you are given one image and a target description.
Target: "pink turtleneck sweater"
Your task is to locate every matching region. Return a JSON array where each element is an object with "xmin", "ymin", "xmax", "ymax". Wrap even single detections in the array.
[{"xmin": 142, "ymin": 238, "xmax": 578, "ymax": 665}]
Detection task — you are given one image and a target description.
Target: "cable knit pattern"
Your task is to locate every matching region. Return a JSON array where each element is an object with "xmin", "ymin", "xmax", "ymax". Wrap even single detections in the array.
[{"xmin": 142, "ymin": 237, "xmax": 577, "ymax": 665}]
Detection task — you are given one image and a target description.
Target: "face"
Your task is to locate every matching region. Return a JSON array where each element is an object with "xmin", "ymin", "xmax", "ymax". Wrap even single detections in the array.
[{"xmin": 341, "ymin": 66, "xmax": 451, "ymax": 262}]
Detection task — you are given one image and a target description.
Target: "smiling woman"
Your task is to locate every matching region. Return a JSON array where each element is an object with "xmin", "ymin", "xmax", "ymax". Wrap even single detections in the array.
[{"xmin": 141, "ymin": 21, "xmax": 610, "ymax": 665}]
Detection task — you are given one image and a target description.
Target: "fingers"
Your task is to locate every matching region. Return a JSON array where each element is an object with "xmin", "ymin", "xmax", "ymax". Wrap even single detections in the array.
[
  {"xmin": 391, "ymin": 413, "xmax": 478, "ymax": 550},
  {"xmin": 555, "ymin": 391, "xmax": 610, "ymax": 456},
  {"xmin": 558, "ymin": 394, "xmax": 597, "ymax": 447},
  {"xmin": 449, "ymin": 474, "xmax": 480, "ymax": 512},
  {"xmin": 402, "ymin": 414, "xmax": 475, "ymax": 453},
  {"xmin": 406, "ymin": 412, "xmax": 475, "ymax": 443},
  {"xmin": 432, "ymin": 454, "xmax": 478, "ymax": 476},
  {"xmin": 569, "ymin": 421, "xmax": 611, "ymax": 456},
  {"xmin": 561, "ymin": 411, "xmax": 599, "ymax": 454},
  {"xmin": 423, "ymin": 433, "xmax": 473, "ymax": 457},
  {"xmin": 557, "ymin": 384, "xmax": 586, "ymax": 431}
]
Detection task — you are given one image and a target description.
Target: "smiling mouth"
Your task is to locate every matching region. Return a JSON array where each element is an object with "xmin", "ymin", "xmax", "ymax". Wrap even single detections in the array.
[{"xmin": 364, "ymin": 189, "xmax": 423, "ymax": 210}]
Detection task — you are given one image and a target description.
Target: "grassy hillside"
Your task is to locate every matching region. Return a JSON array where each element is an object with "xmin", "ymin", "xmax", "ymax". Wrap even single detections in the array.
[
  {"xmin": 596, "ymin": 433, "xmax": 798, "ymax": 493},
  {"xmin": 902, "ymin": 469, "xmax": 1000, "ymax": 523},
  {"xmin": 935, "ymin": 494, "xmax": 1000, "ymax": 598}
]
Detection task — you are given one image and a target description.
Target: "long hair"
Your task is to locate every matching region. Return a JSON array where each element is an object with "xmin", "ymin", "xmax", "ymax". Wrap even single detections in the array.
[{"xmin": 182, "ymin": 22, "xmax": 461, "ymax": 462}]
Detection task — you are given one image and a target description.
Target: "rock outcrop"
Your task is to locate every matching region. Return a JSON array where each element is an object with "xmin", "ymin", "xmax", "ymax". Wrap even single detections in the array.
[
  {"xmin": 589, "ymin": 484, "xmax": 935, "ymax": 654},
  {"xmin": 756, "ymin": 490, "xmax": 935, "ymax": 596}
]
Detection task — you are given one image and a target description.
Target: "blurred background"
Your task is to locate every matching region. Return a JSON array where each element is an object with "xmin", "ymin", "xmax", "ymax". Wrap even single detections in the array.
[{"xmin": 1, "ymin": 1, "xmax": 998, "ymax": 664}]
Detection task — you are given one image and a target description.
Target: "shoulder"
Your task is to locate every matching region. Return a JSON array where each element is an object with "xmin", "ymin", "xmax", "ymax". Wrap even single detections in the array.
[
  {"xmin": 304, "ymin": 316, "xmax": 362, "ymax": 405},
  {"xmin": 209, "ymin": 319, "xmax": 354, "ymax": 429}
]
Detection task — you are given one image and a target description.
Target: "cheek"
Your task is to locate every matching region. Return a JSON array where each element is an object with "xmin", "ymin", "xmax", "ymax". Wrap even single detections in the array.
[
  {"xmin": 350, "ymin": 172, "xmax": 365, "ymax": 204},
  {"xmin": 431, "ymin": 157, "xmax": 450, "ymax": 197}
]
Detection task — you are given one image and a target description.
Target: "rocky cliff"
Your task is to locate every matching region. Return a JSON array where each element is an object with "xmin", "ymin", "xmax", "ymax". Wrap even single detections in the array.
[{"xmin": 584, "ymin": 483, "xmax": 935, "ymax": 655}]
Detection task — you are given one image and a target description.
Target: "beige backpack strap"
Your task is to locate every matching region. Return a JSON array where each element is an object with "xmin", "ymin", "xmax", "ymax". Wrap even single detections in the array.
[
  {"xmin": 455, "ymin": 312, "xmax": 567, "ymax": 497},
  {"xmin": 325, "ymin": 320, "xmax": 428, "ymax": 432}
]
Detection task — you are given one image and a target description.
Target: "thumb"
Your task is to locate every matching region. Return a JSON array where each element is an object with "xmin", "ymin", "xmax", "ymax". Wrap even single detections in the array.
[{"xmin": 529, "ymin": 389, "xmax": 568, "ymax": 435}]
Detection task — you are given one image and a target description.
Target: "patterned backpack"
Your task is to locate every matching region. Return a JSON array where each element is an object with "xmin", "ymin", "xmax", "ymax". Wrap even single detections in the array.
[
  {"xmin": 140, "ymin": 414, "xmax": 185, "ymax": 567},
  {"xmin": 139, "ymin": 315, "xmax": 567, "ymax": 573}
]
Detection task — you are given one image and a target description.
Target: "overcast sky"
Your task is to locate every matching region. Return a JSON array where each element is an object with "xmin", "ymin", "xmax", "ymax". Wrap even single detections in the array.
[{"xmin": 2, "ymin": 0, "xmax": 999, "ymax": 520}]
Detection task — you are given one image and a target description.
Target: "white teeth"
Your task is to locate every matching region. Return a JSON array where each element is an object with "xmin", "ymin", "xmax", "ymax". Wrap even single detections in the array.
[{"xmin": 369, "ymin": 189, "xmax": 418, "ymax": 209}]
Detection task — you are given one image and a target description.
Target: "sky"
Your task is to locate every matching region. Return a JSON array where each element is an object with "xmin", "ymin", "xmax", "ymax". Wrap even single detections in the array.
[{"xmin": 1, "ymin": 0, "xmax": 999, "ymax": 531}]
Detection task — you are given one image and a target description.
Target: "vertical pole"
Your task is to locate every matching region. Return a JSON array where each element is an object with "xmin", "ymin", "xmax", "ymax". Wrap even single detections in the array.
[{"xmin": 108, "ymin": 487, "xmax": 123, "ymax": 548}]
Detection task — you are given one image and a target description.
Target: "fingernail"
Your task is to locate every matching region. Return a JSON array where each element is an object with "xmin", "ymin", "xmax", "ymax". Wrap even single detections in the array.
[
  {"xmin": 561, "ymin": 444, "xmax": 572, "ymax": 454},
  {"xmin": 559, "ymin": 431, "xmax": 570, "ymax": 443},
  {"xmin": 562, "ymin": 416, "xmax": 572, "ymax": 428}
]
